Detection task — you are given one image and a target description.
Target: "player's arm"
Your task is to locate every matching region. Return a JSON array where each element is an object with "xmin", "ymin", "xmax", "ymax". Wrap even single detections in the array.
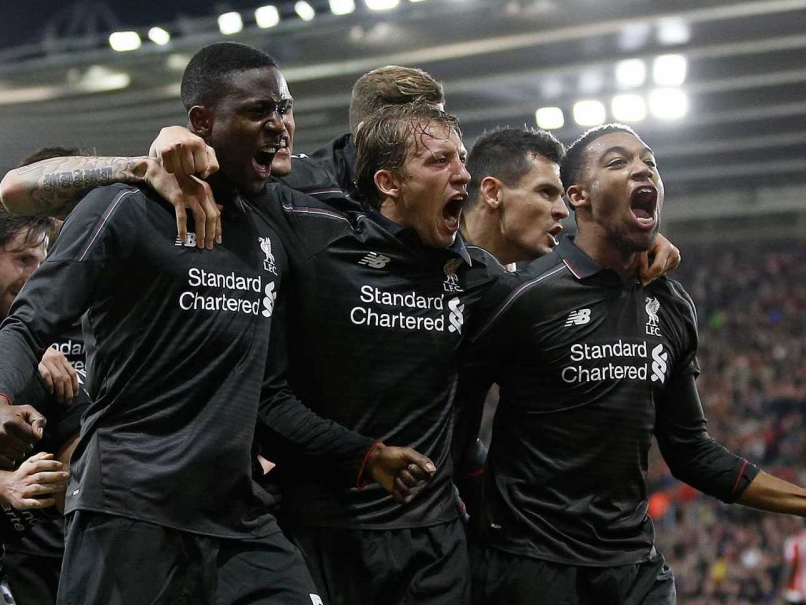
[
  {"xmin": 639, "ymin": 233, "xmax": 681, "ymax": 286},
  {"xmin": 1, "ymin": 154, "xmax": 221, "ymax": 250},
  {"xmin": 655, "ymin": 373, "xmax": 759, "ymax": 503},
  {"xmin": 258, "ymin": 293, "xmax": 435, "ymax": 503},
  {"xmin": 0, "ymin": 187, "xmax": 134, "ymax": 430}
]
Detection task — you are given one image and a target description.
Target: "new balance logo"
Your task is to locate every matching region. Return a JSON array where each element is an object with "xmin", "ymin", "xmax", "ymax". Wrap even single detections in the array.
[
  {"xmin": 175, "ymin": 233, "xmax": 197, "ymax": 247},
  {"xmin": 448, "ymin": 297, "xmax": 465, "ymax": 334},
  {"xmin": 651, "ymin": 344, "xmax": 668, "ymax": 383},
  {"xmin": 564, "ymin": 309, "xmax": 591, "ymax": 326},
  {"xmin": 358, "ymin": 252, "xmax": 391, "ymax": 269}
]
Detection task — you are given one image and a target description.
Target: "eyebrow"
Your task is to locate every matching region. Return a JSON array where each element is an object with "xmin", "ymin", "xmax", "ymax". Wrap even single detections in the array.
[{"xmin": 598, "ymin": 144, "xmax": 654, "ymax": 161}]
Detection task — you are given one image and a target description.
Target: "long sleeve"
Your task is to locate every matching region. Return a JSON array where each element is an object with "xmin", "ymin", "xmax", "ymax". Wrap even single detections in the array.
[
  {"xmin": 655, "ymin": 373, "xmax": 759, "ymax": 503},
  {"xmin": 0, "ymin": 186, "xmax": 135, "ymax": 402},
  {"xmin": 256, "ymin": 291, "xmax": 376, "ymax": 487}
]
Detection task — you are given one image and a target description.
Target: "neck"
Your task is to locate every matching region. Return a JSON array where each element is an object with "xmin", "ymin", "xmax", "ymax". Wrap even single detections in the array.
[
  {"xmin": 462, "ymin": 207, "xmax": 512, "ymax": 264},
  {"xmin": 574, "ymin": 224, "xmax": 643, "ymax": 282}
]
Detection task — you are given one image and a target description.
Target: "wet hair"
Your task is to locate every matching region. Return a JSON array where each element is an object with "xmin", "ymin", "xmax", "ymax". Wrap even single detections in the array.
[
  {"xmin": 465, "ymin": 127, "xmax": 565, "ymax": 210},
  {"xmin": 560, "ymin": 123, "xmax": 639, "ymax": 191},
  {"xmin": 354, "ymin": 103, "xmax": 461, "ymax": 211},
  {"xmin": 181, "ymin": 42, "xmax": 278, "ymax": 110},
  {"xmin": 349, "ymin": 66, "xmax": 445, "ymax": 135}
]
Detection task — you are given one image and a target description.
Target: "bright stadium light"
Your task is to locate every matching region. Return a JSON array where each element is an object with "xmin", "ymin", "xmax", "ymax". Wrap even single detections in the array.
[
  {"xmin": 147, "ymin": 27, "xmax": 171, "ymax": 46},
  {"xmin": 255, "ymin": 5, "xmax": 280, "ymax": 28},
  {"xmin": 109, "ymin": 31, "xmax": 141, "ymax": 52},
  {"xmin": 535, "ymin": 107, "xmax": 564, "ymax": 130},
  {"xmin": 366, "ymin": 0, "xmax": 399, "ymax": 10},
  {"xmin": 615, "ymin": 59, "xmax": 646, "ymax": 89},
  {"xmin": 218, "ymin": 12, "xmax": 243, "ymax": 35},
  {"xmin": 649, "ymin": 88, "xmax": 688, "ymax": 120},
  {"xmin": 573, "ymin": 100, "xmax": 606, "ymax": 126},
  {"xmin": 295, "ymin": 1, "xmax": 316, "ymax": 21},
  {"xmin": 330, "ymin": 0, "xmax": 356, "ymax": 14},
  {"xmin": 657, "ymin": 18, "xmax": 690, "ymax": 45},
  {"xmin": 611, "ymin": 94, "xmax": 647, "ymax": 122},
  {"xmin": 653, "ymin": 54, "xmax": 687, "ymax": 86}
]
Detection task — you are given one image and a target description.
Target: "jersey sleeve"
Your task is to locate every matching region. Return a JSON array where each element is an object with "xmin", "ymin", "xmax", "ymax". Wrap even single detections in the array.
[
  {"xmin": 667, "ymin": 280, "xmax": 701, "ymax": 379},
  {"xmin": 0, "ymin": 186, "xmax": 138, "ymax": 403},
  {"xmin": 257, "ymin": 291, "xmax": 376, "ymax": 487},
  {"xmin": 655, "ymin": 372, "xmax": 759, "ymax": 503}
]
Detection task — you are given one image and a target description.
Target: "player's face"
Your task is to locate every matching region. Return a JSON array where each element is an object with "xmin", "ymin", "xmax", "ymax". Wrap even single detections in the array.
[
  {"xmin": 269, "ymin": 96, "xmax": 295, "ymax": 178},
  {"xmin": 394, "ymin": 123, "xmax": 470, "ymax": 249},
  {"xmin": 0, "ymin": 230, "xmax": 47, "ymax": 318},
  {"xmin": 209, "ymin": 67, "xmax": 293, "ymax": 196},
  {"xmin": 499, "ymin": 154, "xmax": 567, "ymax": 261},
  {"xmin": 580, "ymin": 131, "xmax": 663, "ymax": 253}
]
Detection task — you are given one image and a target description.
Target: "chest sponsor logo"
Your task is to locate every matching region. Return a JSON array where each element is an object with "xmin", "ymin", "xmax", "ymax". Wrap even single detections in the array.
[
  {"xmin": 448, "ymin": 298, "xmax": 464, "ymax": 333},
  {"xmin": 350, "ymin": 285, "xmax": 464, "ymax": 334},
  {"xmin": 565, "ymin": 308, "xmax": 591, "ymax": 326},
  {"xmin": 358, "ymin": 252, "xmax": 391, "ymax": 269},
  {"xmin": 645, "ymin": 297, "xmax": 661, "ymax": 336},
  {"xmin": 179, "ymin": 267, "xmax": 277, "ymax": 317},
  {"xmin": 175, "ymin": 233, "xmax": 197, "ymax": 248},
  {"xmin": 561, "ymin": 340, "xmax": 670, "ymax": 384},
  {"xmin": 443, "ymin": 258, "xmax": 464, "ymax": 293},
  {"xmin": 259, "ymin": 237, "xmax": 278, "ymax": 275}
]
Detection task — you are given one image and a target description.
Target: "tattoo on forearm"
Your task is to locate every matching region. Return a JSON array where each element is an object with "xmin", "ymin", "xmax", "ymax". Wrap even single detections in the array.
[{"xmin": 8, "ymin": 157, "xmax": 147, "ymax": 215}]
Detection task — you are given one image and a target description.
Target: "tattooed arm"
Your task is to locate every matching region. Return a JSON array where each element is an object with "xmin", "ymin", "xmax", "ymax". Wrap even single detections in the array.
[
  {"xmin": 0, "ymin": 156, "xmax": 221, "ymax": 249},
  {"xmin": 0, "ymin": 156, "xmax": 156, "ymax": 219}
]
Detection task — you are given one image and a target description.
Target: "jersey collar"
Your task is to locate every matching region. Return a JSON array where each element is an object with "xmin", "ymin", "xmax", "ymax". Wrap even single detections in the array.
[
  {"xmin": 555, "ymin": 235, "xmax": 605, "ymax": 280},
  {"xmin": 369, "ymin": 211, "xmax": 472, "ymax": 266}
]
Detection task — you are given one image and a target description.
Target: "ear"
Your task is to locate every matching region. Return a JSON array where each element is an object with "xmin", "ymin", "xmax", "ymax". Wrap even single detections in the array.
[
  {"xmin": 374, "ymin": 169, "xmax": 401, "ymax": 202},
  {"xmin": 188, "ymin": 106, "xmax": 214, "ymax": 139},
  {"xmin": 565, "ymin": 183, "xmax": 590, "ymax": 213},
  {"xmin": 479, "ymin": 176, "xmax": 503, "ymax": 210}
]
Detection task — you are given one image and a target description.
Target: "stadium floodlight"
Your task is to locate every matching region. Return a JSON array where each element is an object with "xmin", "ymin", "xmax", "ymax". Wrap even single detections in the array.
[
  {"xmin": 295, "ymin": 1, "xmax": 316, "ymax": 20},
  {"xmin": 147, "ymin": 27, "xmax": 171, "ymax": 46},
  {"xmin": 535, "ymin": 107, "xmax": 564, "ymax": 130},
  {"xmin": 218, "ymin": 12, "xmax": 243, "ymax": 35},
  {"xmin": 615, "ymin": 59, "xmax": 646, "ymax": 89},
  {"xmin": 366, "ymin": 0, "xmax": 399, "ymax": 10},
  {"xmin": 573, "ymin": 100, "xmax": 606, "ymax": 127},
  {"xmin": 611, "ymin": 94, "xmax": 647, "ymax": 123},
  {"xmin": 657, "ymin": 18, "xmax": 690, "ymax": 46},
  {"xmin": 255, "ymin": 5, "xmax": 280, "ymax": 28},
  {"xmin": 109, "ymin": 31, "xmax": 141, "ymax": 52},
  {"xmin": 409, "ymin": 0, "xmax": 428, "ymax": 3},
  {"xmin": 653, "ymin": 54, "xmax": 687, "ymax": 86},
  {"xmin": 648, "ymin": 88, "xmax": 688, "ymax": 120},
  {"xmin": 330, "ymin": 0, "xmax": 356, "ymax": 14}
]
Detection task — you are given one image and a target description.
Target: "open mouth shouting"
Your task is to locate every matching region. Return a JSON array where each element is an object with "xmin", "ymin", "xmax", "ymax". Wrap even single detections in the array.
[
  {"xmin": 252, "ymin": 138, "xmax": 287, "ymax": 179},
  {"xmin": 547, "ymin": 224, "xmax": 563, "ymax": 247},
  {"xmin": 442, "ymin": 193, "xmax": 467, "ymax": 234},
  {"xmin": 630, "ymin": 185, "xmax": 658, "ymax": 229}
]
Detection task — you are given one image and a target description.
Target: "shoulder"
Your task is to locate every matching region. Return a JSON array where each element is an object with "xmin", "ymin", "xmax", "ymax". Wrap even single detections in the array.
[{"xmin": 649, "ymin": 277, "xmax": 698, "ymax": 326}]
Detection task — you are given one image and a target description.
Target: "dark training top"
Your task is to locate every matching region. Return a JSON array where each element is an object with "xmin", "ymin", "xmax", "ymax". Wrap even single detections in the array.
[
  {"xmin": 275, "ymin": 150, "xmax": 362, "ymax": 214},
  {"xmin": 255, "ymin": 183, "xmax": 504, "ymax": 529},
  {"xmin": 461, "ymin": 237, "xmax": 759, "ymax": 566},
  {"xmin": 0, "ymin": 184, "xmax": 290, "ymax": 538}
]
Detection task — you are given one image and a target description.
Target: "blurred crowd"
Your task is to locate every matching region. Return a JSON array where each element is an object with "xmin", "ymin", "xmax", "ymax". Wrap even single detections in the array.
[{"xmin": 648, "ymin": 239, "xmax": 806, "ymax": 604}]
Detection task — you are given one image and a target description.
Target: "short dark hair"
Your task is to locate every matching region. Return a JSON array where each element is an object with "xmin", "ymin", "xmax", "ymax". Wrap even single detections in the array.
[
  {"xmin": 18, "ymin": 146, "xmax": 82, "ymax": 168},
  {"xmin": 354, "ymin": 103, "xmax": 461, "ymax": 211},
  {"xmin": 349, "ymin": 66, "xmax": 445, "ymax": 135},
  {"xmin": 560, "ymin": 123, "xmax": 639, "ymax": 191},
  {"xmin": 465, "ymin": 127, "xmax": 565, "ymax": 209},
  {"xmin": 181, "ymin": 42, "xmax": 278, "ymax": 110}
]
